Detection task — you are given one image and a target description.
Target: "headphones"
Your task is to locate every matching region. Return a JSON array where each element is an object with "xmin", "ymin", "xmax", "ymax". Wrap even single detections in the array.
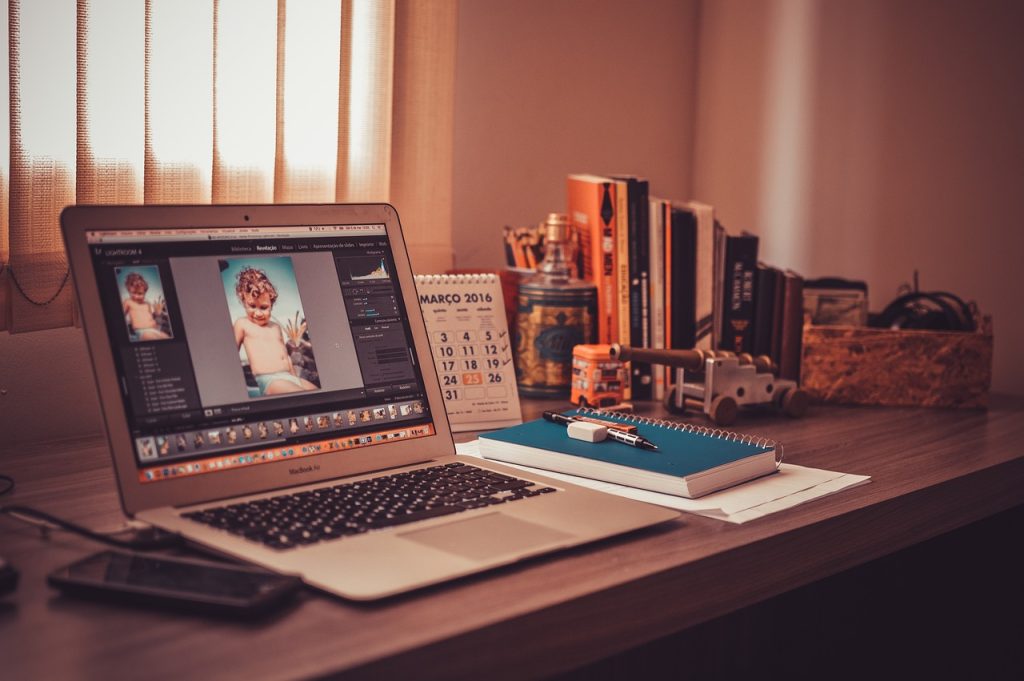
[{"xmin": 874, "ymin": 290, "xmax": 976, "ymax": 332}]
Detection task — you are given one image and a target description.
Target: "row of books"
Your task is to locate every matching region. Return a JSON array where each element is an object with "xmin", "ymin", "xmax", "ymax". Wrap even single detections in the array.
[{"xmin": 566, "ymin": 173, "xmax": 804, "ymax": 400}]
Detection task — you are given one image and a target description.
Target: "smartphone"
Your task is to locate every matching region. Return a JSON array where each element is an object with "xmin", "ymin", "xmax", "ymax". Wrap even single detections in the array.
[{"xmin": 48, "ymin": 550, "xmax": 302, "ymax": 616}]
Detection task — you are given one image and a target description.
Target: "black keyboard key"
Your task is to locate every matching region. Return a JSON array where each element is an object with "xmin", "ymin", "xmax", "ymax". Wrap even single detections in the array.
[
  {"xmin": 366, "ymin": 505, "xmax": 464, "ymax": 529},
  {"xmin": 488, "ymin": 479, "xmax": 535, "ymax": 492}
]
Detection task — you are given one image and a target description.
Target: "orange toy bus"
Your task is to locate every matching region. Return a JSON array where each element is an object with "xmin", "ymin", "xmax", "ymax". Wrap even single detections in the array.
[{"xmin": 570, "ymin": 344, "xmax": 628, "ymax": 408}]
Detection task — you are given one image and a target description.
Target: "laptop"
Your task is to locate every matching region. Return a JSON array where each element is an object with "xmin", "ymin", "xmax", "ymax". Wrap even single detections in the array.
[{"xmin": 61, "ymin": 203, "xmax": 678, "ymax": 600}]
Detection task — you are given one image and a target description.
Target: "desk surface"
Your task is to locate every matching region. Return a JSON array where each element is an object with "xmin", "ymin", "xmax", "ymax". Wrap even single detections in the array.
[{"xmin": 2, "ymin": 398, "xmax": 1022, "ymax": 680}]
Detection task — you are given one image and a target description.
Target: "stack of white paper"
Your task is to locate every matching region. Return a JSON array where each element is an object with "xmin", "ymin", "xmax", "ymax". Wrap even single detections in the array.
[{"xmin": 455, "ymin": 440, "xmax": 870, "ymax": 524}]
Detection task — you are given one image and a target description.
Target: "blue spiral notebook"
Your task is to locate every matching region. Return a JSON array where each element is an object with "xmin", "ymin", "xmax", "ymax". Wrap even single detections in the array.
[{"xmin": 479, "ymin": 408, "xmax": 782, "ymax": 498}]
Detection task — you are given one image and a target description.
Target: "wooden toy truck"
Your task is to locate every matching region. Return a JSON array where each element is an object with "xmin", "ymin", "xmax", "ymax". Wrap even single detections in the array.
[{"xmin": 609, "ymin": 344, "xmax": 809, "ymax": 426}]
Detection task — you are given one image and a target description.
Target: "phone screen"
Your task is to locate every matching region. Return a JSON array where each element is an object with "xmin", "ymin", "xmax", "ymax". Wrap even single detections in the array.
[{"xmin": 61, "ymin": 550, "xmax": 295, "ymax": 602}]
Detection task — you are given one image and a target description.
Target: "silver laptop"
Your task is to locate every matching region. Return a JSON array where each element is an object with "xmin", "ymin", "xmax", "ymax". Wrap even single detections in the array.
[{"xmin": 61, "ymin": 203, "xmax": 678, "ymax": 600}]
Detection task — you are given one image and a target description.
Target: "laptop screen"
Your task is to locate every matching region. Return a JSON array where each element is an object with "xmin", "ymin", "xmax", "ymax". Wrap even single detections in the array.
[{"xmin": 85, "ymin": 222, "xmax": 436, "ymax": 484}]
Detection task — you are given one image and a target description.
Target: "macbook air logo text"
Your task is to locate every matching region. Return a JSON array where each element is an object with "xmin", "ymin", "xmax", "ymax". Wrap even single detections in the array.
[{"xmin": 289, "ymin": 464, "xmax": 320, "ymax": 475}]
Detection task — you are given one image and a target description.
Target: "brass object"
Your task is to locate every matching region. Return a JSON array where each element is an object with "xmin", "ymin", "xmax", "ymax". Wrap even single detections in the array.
[
  {"xmin": 515, "ymin": 288, "xmax": 597, "ymax": 397},
  {"xmin": 514, "ymin": 213, "xmax": 598, "ymax": 398}
]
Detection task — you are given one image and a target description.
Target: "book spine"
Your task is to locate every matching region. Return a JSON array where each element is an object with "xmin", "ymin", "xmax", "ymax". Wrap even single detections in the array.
[
  {"xmin": 613, "ymin": 179, "xmax": 630, "ymax": 347},
  {"xmin": 625, "ymin": 179, "xmax": 642, "ymax": 349},
  {"xmin": 621, "ymin": 178, "xmax": 651, "ymax": 400},
  {"xmin": 778, "ymin": 270, "xmax": 805, "ymax": 381},
  {"xmin": 664, "ymin": 202, "xmax": 673, "ymax": 356},
  {"xmin": 611, "ymin": 179, "xmax": 630, "ymax": 397},
  {"xmin": 711, "ymin": 220, "xmax": 726, "ymax": 349},
  {"xmin": 667, "ymin": 206, "xmax": 696, "ymax": 350},
  {"xmin": 719, "ymin": 233, "xmax": 759, "ymax": 354},
  {"xmin": 567, "ymin": 176, "xmax": 616, "ymax": 344},
  {"xmin": 648, "ymin": 199, "xmax": 666, "ymax": 400},
  {"xmin": 751, "ymin": 263, "xmax": 778, "ymax": 358},
  {"xmin": 604, "ymin": 186, "xmax": 618, "ymax": 346},
  {"xmin": 770, "ymin": 266, "xmax": 786, "ymax": 364},
  {"xmin": 689, "ymin": 202, "xmax": 715, "ymax": 352}
]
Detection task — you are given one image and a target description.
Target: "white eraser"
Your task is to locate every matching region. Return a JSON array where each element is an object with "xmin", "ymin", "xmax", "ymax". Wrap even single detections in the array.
[{"xmin": 567, "ymin": 421, "xmax": 608, "ymax": 443}]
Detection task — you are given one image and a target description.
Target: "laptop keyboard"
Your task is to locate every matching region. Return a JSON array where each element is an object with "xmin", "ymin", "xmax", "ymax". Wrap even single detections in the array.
[{"xmin": 182, "ymin": 462, "xmax": 557, "ymax": 550}]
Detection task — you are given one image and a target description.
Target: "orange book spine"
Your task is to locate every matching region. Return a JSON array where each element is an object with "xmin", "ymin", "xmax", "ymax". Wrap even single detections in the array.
[{"xmin": 567, "ymin": 175, "xmax": 616, "ymax": 344}]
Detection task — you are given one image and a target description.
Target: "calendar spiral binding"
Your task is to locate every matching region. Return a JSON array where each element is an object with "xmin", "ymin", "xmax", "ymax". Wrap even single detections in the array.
[
  {"xmin": 577, "ymin": 407, "xmax": 784, "ymax": 468},
  {"xmin": 415, "ymin": 273, "xmax": 498, "ymax": 285}
]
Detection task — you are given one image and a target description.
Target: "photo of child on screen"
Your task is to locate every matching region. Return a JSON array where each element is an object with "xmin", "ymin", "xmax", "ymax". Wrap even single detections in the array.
[
  {"xmin": 118, "ymin": 267, "xmax": 172, "ymax": 341},
  {"xmin": 229, "ymin": 263, "xmax": 320, "ymax": 397}
]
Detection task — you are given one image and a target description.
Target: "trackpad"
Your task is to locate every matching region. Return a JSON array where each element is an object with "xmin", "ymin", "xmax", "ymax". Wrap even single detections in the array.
[{"xmin": 399, "ymin": 513, "xmax": 573, "ymax": 561}]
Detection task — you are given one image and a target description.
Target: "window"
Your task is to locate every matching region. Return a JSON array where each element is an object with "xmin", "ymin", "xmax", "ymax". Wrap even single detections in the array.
[{"xmin": 0, "ymin": 0, "xmax": 455, "ymax": 333}]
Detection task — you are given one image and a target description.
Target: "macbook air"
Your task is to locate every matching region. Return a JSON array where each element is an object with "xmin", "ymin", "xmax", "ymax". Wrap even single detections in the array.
[{"xmin": 61, "ymin": 203, "xmax": 678, "ymax": 600}]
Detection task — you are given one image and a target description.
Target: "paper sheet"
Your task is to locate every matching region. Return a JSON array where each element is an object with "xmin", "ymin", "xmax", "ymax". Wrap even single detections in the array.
[{"xmin": 455, "ymin": 440, "xmax": 871, "ymax": 524}]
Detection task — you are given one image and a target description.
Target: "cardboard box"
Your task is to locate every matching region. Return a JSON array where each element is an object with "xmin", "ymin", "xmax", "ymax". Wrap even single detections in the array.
[{"xmin": 800, "ymin": 317, "xmax": 993, "ymax": 408}]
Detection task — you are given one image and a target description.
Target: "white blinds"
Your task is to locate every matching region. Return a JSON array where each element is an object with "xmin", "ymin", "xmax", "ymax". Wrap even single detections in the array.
[{"xmin": 1, "ymin": 0, "xmax": 451, "ymax": 334}]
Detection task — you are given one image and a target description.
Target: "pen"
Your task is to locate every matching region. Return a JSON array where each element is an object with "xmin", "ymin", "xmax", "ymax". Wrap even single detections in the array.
[{"xmin": 542, "ymin": 411, "xmax": 659, "ymax": 451}]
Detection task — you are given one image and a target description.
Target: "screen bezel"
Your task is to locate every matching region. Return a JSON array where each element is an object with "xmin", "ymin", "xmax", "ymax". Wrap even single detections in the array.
[{"xmin": 62, "ymin": 203, "xmax": 454, "ymax": 515}]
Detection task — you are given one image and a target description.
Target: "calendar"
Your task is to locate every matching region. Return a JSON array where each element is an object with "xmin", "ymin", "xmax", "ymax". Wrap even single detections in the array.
[{"xmin": 415, "ymin": 274, "xmax": 522, "ymax": 432}]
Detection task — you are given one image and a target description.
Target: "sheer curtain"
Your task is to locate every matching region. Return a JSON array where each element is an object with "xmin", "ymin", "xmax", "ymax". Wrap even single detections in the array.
[{"xmin": 0, "ymin": 0, "xmax": 455, "ymax": 333}]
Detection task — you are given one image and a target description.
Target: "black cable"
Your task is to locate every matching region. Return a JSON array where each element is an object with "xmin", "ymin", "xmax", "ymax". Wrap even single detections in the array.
[
  {"xmin": 0, "ymin": 260, "xmax": 72, "ymax": 307},
  {"xmin": 1, "ymin": 505, "xmax": 182, "ymax": 550}
]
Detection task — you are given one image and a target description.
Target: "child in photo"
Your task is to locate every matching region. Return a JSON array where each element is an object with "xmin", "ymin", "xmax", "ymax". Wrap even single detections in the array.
[
  {"xmin": 273, "ymin": 421, "xmax": 285, "ymax": 437},
  {"xmin": 229, "ymin": 265, "xmax": 319, "ymax": 396},
  {"xmin": 289, "ymin": 418, "xmax": 300, "ymax": 434},
  {"xmin": 137, "ymin": 438, "xmax": 157, "ymax": 461},
  {"xmin": 317, "ymin": 415, "xmax": 329, "ymax": 429},
  {"xmin": 121, "ymin": 270, "xmax": 171, "ymax": 341},
  {"xmin": 242, "ymin": 424, "xmax": 253, "ymax": 440},
  {"xmin": 257, "ymin": 422, "xmax": 269, "ymax": 439},
  {"xmin": 304, "ymin": 416, "xmax": 314, "ymax": 431}
]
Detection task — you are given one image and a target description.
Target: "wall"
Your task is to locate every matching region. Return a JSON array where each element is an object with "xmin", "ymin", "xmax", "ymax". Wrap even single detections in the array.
[
  {"xmin": 451, "ymin": 0, "xmax": 701, "ymax": 269},
  {"xmin": 4, "ymin": 0, "xmax": 1022, "ymax": 449},
  {"xmin": 693, "ymin": 0, "xmax": 1024, "ymax": 394}
]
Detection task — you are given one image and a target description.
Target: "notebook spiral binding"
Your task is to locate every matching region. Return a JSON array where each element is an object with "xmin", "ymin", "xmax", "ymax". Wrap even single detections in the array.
[
  {"xmin": 579, "ymin": 407, "xmax": 784, "ymax": 468},
  {"xmin": 415, "ymin": 273, "xmax": 497, "ymax": 285}
]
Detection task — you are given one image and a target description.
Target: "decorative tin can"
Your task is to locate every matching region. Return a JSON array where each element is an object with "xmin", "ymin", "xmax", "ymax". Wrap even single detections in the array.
[{"xmin": 514, "ymin": 213, "xmax": 598, "ymax": 397}]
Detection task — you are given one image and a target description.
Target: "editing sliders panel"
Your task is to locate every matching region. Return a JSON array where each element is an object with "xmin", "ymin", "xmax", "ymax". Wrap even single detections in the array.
[
  {"xmin": 134, "ymin": 398, "xmax": 428, "ymax": 467},
  {"xmin": 138, "ymin": 423, "xmax": 435, "ymax": 483}
]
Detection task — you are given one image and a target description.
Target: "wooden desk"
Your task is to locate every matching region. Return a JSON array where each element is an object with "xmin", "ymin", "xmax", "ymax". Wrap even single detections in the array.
[{"xmin": 1, "ymin": 399, "xmax": 1022, "ymax": 679}]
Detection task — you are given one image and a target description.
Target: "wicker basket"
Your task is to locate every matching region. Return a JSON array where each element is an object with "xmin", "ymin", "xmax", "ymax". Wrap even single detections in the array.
[{"xmin": 800, "ymin": 317, "xmax": 993, "ymax": 408}]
